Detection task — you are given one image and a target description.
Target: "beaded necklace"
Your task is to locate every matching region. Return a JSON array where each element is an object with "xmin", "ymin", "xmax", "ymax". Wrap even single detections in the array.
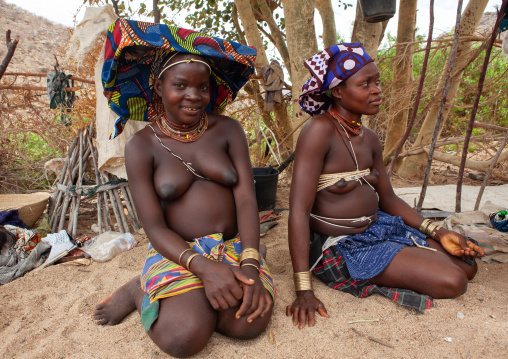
[
  {"xmin": 328, "ymin": 108, "xmax": 362, "ymax": 136},
  {"xmin": 156, "ymin": 112, "xmax": 208, "ymax": 142}
]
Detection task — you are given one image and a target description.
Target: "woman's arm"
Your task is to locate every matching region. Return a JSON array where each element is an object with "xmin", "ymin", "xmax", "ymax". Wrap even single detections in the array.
[
  {"xmin": 369, "ymin": 130, "xmax": 483, "ymax": 257},
  {"xmin": 125, "ymin": 131, "xmax": 193, "ymax": 263},
  {"xmin": 287, "ymin": 118, "xmax": 332, "ymax": 328},
  {"xmin": 225, "ymin": 117, "xmax": 272, "ymax": 321}
]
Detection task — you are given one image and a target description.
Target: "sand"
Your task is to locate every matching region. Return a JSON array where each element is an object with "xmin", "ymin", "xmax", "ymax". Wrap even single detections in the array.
[{"xmin": 1, "ymin": 186, "xmax": 507, "ymax": 358}]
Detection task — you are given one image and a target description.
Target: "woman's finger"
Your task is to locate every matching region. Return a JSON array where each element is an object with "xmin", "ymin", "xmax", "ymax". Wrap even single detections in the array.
[
  {"xmin": 286, "ymin": 305, "xmax": 293, "ymax": 317},
  {"xmin": 468, "ymin": 240, "xmax": 485, "ymax": 256},
  {"xmin": 261, "ymin": 293, "xmax": 272, "ymax": 317},
  {"xmin": 307, "ymin": 305, "xmax": 316, "ymax": 327},
  {"xmin": 317, "ymin": 304, "xmax": 329, "ymax": 318},
  {"xmin": 292, "ymin": 307, "xmax": 300, "ymax": 326},
  {"xmin": 247, "ymin": 294, "xmax": 265, "ymax": 323},
  {"xmin": 232, "ymin": 267, "xmax": 255, "ymax": 286},
  {"xmin": 298, "ymin": 307, "xmax": 308, "ymax": 329}
]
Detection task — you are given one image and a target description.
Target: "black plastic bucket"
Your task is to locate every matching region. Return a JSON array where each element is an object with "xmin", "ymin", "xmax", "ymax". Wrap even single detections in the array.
[
  {"xmin": 253, "ymin": 167, "xmax": 279, "ymax": 211},
  {"xmin": 358, "ymin": 0, "xmax": 396, "ymax": 23}
]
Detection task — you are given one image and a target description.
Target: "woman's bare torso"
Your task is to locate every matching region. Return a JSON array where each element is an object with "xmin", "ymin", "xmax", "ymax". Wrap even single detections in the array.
[
  {"xmin": 310, "ymin": 126, "xmax": 380, "ymax": 236},
  {"xmin": 149, "ymin": 118, "xmax": 240, "ymax": 240}
]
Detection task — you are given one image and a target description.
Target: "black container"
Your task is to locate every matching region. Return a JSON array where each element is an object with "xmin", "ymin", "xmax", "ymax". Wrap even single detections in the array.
[
  {"xmin": 253, "ymin": 167, "xmax": 279, "ymax": 211},
  {"xmin": 358, "ymin": 0, "xmax": 396, "ymax": 23}
]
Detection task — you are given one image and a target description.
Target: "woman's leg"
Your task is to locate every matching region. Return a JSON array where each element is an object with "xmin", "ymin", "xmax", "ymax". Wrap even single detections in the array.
[
  {"xmin": 215, "ymin": 288, "xmax": 273, "ymax": 340},
  {"xmin": 94, "ymin": 278, "xmax": 216, "ymax": 358},
  {"xmin": 369, "ymin": 244, "xmax": 470, "ymax": 299},
  {"xmin": 426, "ymin": 238, "xmax": 478, "ymax": 280}
]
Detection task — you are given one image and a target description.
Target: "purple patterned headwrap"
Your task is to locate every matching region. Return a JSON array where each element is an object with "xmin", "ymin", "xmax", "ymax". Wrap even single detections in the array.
[{"xmin": 298, "ymin": 43, "xmax": 373, "ymax": 115}]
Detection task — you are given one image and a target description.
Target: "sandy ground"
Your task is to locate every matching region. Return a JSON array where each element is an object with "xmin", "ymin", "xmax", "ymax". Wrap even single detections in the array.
[{"xmin": 1, "ymin": 185, "xmax": 507, "ymax": 358}]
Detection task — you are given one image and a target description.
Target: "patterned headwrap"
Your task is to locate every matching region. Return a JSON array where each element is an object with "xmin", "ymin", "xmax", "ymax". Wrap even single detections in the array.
[
  {"xmin": 102, "ymin": 19, "xmax": 257, "ymax": 139},
  {"xmin": 298, "ymin": 43, "xmax": 373, "ymax": 116}
]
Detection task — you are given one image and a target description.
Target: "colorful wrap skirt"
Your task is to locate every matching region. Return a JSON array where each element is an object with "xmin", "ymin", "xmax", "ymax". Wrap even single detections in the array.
[
  {"xmin": 310, "ymin": 211, "xmax": 434, "ymax": 312},
  {"xmin": 140, "ymin": 233, "xmax": 276, "ymax": 331}
]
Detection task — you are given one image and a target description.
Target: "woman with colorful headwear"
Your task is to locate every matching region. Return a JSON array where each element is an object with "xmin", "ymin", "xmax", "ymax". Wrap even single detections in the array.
[
  {"xmin": 93, "ymin": 19, "xmax": 275, "ymax": 357},
  {"xmin": 286, "ymin": 43, "xmax": 484, "ymax": 329}
]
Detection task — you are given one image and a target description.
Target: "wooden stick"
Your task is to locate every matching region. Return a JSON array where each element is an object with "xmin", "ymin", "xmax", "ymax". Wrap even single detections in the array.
[
  {"xmin": 125, "ymin": 186, "xmax": 140, "ymax": 227},
  {"xmin": 120, "ymin": 186, "xmax": 140, "ymax": 232},
  {"xmin": 417, "ymin": 0, "xmax": 463, "ymax": 212},
  {"xmin": 387, "ymin": 0, "xmax": 434, "ymax": 177},
  {"xmin": 474, "ymin": 131, "xmax": 508, "ymax": 210},
  {"xmin": 0, "ymin": 85, "xmax": 82, "ymax": 92},
  {"xmin": 107, "ymin": 173, "xmax": 131, "ymax": 233},
  {"xmin": 87, "ymin": 133, "xmax": 103, "ymax": 234},
  {"xmin": 49, "ymin": 137, "xmax": 78, "ymax": 226},
  {"xmin": 456, "ymin": 1, "xmax": 507, "ymax": 213},
  {"xmin": 101, "ymin": 174, "xmax": 126, "ymax": 233},
  {"xmin": 72, "ymin": 130, "xmax": 84, "ymax": 238},
  {"xmin": 351, "ymin": 328, "xmax": 394, "ymax": 349},
  {"xmin": 3, "ymin": 72, "xmax": 94, "ymax": 84},
  {"xmin": 0, "ymin": 30, "xmax": 19, "ymax": 81}
]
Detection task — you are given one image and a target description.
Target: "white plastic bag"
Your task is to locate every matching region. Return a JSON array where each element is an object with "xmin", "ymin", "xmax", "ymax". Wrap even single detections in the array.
[{"xmin": 82, "ymin": 231, "xmax": 137, "ymax": 262}]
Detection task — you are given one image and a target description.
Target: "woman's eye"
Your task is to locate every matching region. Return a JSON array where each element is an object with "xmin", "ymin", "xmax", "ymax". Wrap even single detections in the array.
[
  {"xmin": 375, "ymin": 79, "xmax": 381, "ymax": 86},
  {"xmin": 362, "ymin": 82, "xmax": 368, "ymax": 88},
  {"xmin": 201, "ymin": 85, "xmax": 209, "ymax": 91},
  {"xmin": 174, "ymin": 83, "xmax": 184, "ymax": 88}
]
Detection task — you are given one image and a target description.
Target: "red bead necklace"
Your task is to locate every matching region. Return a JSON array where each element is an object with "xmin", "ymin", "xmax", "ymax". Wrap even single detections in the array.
[
  {"xmin": 156, "ymin": 112, "xmax": 208, "ymax": 143},
  {"xmin": 328, "ymin": 108, "xmax": 362, "ymax": 136}
]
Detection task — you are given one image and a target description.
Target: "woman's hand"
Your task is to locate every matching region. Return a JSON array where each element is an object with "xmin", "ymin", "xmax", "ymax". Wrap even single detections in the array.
[
  {"xmin": 435, "ymin": 228, "xmax": 485, "ymax": 258},
  {"xmin": 285, "ymin": 290, "xmax": 329, "ymax": 329},
  {"xmin": 235, "ymin": 265, "xmax": 272, "ymax": 323},
  {"xmin": 197, "ymin": 259, "xmax": 254, "ymax": 311}
]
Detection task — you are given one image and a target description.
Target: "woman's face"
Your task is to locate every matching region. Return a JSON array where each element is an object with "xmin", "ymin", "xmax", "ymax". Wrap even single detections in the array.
[
  {"xmin": 154, "ymin": 54, "xmax": 211, "ymax": 127},
  {"xmin": 332, "ymin": 62, "xmax": 382, "ymax": 117}
]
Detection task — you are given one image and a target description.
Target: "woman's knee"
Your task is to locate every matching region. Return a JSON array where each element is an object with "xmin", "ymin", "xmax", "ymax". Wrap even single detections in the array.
[
  {"xmin": 151, "ymin": 321, "xmax": 212, "ymax": 358},
  {"xmin": 217, "ymin": 307, "xmax": 273, "ymax": 340},
  {"xmin": 464, "ymin": 259, "xmax": 478, "ymax": 280},
  {"xmin": 435, "ymin": 268, "xmax": 468, "ymax": 299}
]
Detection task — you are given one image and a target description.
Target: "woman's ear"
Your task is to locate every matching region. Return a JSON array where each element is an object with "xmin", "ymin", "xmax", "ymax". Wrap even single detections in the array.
[
  {"xmin": 154, "ymin": 78, "xmax": 162, "ymax": 97},
  {"xmin": 331, "ymin": 86, "xmax": 341, "ymax": 100}
]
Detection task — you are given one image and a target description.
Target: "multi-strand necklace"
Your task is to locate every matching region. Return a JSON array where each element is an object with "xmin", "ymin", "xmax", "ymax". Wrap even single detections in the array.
[
  {"xmin": 328, "ymin": 108, "xmax": 362, "ymax": 136},
  {"xmin": 156, "ymin": 112, "xmax": 208, "ymax": 142}
]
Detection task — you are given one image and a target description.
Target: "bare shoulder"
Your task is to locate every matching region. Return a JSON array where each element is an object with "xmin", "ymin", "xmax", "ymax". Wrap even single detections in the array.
[
  {"xmin": 297, "ymin": 114, "xmax": 335, "ymax": 148},
  {"xmin": 207, "ymin": 114, "xmax": 245, "ymax": 139},
  {"xmin": 125, "ymin": 125, "xmax": 156, "ymax": 159},
  {"xmin": 362, "ymin": 126, "xmax": 382, "ymax": 148}
]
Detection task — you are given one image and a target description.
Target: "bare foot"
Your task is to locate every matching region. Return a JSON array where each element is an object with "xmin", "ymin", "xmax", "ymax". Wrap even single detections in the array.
[{"xmin": 93, "ymin": 277, "xmax": 141, "ymax": 325}]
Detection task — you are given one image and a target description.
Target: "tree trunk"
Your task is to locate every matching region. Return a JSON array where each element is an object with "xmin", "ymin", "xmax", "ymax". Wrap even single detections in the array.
[
  {"xmin": 153, "ymin": 0, "xmax": 160, "ymax": 24},
  {"xmin": 315, "ymin": 0, "xmax": 337, "ymax": 48},
  {"xmin": 235, "ymin": 0, "xmax": 269, "ymax": 65},
  {"xmin": 351, "ymin": 1, "xmax": 389, "ymax": 61},
  {"xmin": 257, "ymin": 0, "xmax": 292, "ymax": 77},
  {"xmin": 282, "ymin": 0, "xmax": 318, "ymax": 147},
  {"xmin": 235, "ymin": 0, "xmax": 292, "ymax": 153},
  {"xmin": 397, "ymin": 0, "xmax": 489, "ymax": 179},
  {"xmin": 383, "ymin": 0, "xmax": 418, "ymax": 161}
]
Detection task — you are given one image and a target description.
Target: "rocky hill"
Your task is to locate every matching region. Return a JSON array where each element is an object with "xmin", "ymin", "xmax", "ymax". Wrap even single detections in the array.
[{"xmin": 0, "ymin": 1, "xmax": 69, "ymax": 73}]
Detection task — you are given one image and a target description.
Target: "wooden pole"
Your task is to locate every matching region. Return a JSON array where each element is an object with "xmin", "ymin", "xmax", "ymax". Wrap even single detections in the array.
[
  {"xmin": 416, "ymin": 0, "xmax": 463, "ymax": 212},
  {"xmin": 456, "ymin": 0, "xmax": 508, "ymax": 212},
  {"xmin": 387, "ymin": 0, "xmax": 434, "ymax": 177}
]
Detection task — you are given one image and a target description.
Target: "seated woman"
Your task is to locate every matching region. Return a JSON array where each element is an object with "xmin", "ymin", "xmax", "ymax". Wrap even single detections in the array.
[
  {"xmin": 286, "ymin": 43, "xmax": 484, "ymax": 329},
  {"xmin": 93, "ymin": 19, "xmax": 275, "ymax": 357}
]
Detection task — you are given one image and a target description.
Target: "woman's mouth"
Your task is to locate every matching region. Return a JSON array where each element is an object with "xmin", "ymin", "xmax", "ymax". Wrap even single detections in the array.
[{"xmin": 370, "ymin": 98, "xmax": 382, "ymax": 106}]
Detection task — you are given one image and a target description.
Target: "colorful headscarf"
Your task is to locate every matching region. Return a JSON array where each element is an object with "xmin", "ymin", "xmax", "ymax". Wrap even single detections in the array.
[
  {"xmin": 102, "ymin": 19, "xmax": 257, "ymax": 139},
  {"xmin": 298, "ymin": 43, "xmax": 373, "ymax": 116}
]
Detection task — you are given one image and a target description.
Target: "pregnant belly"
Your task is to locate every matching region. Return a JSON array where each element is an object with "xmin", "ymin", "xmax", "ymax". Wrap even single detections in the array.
[
  {"xmin": 163, "ymin": 181, "xmax": 238, "ymax": 240},
  {"xmin": 311, "ymin": 184, "xmax": 379, "ymax": 236}
]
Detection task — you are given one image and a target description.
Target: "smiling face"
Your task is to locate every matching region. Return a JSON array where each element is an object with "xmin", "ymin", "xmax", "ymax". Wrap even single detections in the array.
[
  {"xmin": 154, "ymin": 54, "xmax": 211, "ymax": 127},
  {"xmin": 331, "ymin": 62, "xmax": 382, "ymax": 121}
]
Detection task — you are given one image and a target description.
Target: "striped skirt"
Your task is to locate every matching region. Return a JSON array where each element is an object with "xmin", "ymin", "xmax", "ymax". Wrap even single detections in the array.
[{"xmin": 140, "ymin": 233, "xmax": 276, "ymax": 330}]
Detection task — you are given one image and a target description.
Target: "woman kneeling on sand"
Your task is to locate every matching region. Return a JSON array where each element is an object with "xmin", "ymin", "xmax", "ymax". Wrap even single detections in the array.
[
  {"xmin": 286, "ymin": 43, "xmax": 484, "ymax": 329},
  {"xmin": 94, "ymin": 19, "xmax": 275, "ymax": 357}
]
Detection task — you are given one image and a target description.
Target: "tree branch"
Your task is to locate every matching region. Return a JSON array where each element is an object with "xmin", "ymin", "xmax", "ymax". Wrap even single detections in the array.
[{"xmin": 0, "ymin": 30, "xmax": 19, "ymax": 81}]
